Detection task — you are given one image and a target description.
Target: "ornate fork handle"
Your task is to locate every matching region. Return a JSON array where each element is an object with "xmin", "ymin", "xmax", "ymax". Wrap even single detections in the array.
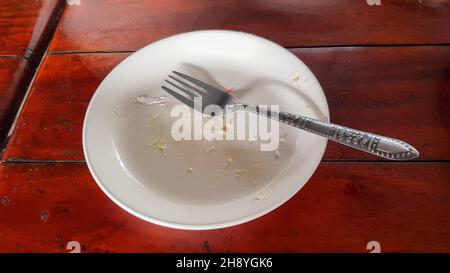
[
  {"xmin": 231, "ymin": 104, "xmax": 419, "ymax": 160},
  {"xmin": 279, "ymin": 112, "xmax": 419, "ymax": 160}
]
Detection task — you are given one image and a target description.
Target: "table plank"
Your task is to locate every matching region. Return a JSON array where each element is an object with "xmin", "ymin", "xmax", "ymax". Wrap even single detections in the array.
[
  {"xmin": 0, "ymin": 57, "xmax": 34, "ymax": 148},
  {"xmin": 0, "ymin": 0, "xmax": 64, "ymax": 147},
  {"xmin": 298, "ymin": 46, "xmax": 450, "ymax": 160},
  {"xmin": 0, "ymin": 162, "xmax": 449, "ymax": 252},
  {"xmin": 1, "ymin": 53, "xmax": 126, "ymax": 161},
  {"xmin": 3, "ymin": 46, "xmax": 449, "ymax": 161},
  {"xmin": 49, "ymin": 0, "xmax": 450, "ymax": 52},
  {"xmin": 0, "ymin": 0, "xmax": 64, "ymax": 60}
]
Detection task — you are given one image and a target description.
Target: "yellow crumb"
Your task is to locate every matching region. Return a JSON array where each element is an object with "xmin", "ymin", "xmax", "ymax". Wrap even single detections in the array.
[
  {"xmin": 233, "ymin": 169, "xmax": 248, "ymax": 177},
  {"xmin": 148, "ymin": 138, "xmax": 168, "ymax": 157}
]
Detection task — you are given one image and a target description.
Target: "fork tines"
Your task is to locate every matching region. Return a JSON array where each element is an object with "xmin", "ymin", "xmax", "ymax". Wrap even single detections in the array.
[{"xmin": 163, "ymin": 71, "xmax": 228, "ymax": 107}]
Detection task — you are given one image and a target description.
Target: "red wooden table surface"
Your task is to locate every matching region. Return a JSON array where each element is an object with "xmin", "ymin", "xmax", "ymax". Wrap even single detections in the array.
[
  {"xmin": 0, "ymin": 0, "xmax": 63, "ymax": 148},
  {"xmin": 0, "ymin": 0, "xmax": 449, "ymax": 253}
]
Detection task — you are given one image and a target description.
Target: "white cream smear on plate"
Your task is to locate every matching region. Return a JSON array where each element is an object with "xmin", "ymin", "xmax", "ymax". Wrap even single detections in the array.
[{"xmin": 135, "ymin": 95, "xmax": 170, "ymax": 106}]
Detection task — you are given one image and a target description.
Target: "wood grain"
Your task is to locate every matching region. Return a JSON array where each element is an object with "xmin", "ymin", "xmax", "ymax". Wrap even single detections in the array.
[
  {"xmin": 1, "ymin": 0, "xmax": 448, "ymax": 255},
  {"xmin": 0, "ymin": 0, "xmax": 64, "ymax": 152},
  {"xmin": 0, "ymin": 162, "xmax": 449, "ymax": 252},
  {"xmin": 0, "ymin": 0, "xmax": 64, "ymax": 59},
  {"xmin": 297, "ymin": 46, "xmax": 450, "ymax": 160},
  {"xmin": 1, "ymin": 53, "xmax": 126, "ymax": 161},
  {"xmin": 3, "ymin": 46, "xmax": 449, "ymax": 161},
  {"xmin": 0, "ymin": 57, "xmax": 34, "ymax": 148},
  {"xmin": 49, "ymin": 0, "xmax": 450, "ymax": 52}
]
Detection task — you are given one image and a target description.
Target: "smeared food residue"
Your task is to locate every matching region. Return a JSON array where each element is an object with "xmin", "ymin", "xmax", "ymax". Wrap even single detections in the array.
[
  {"xmin": 135, "ymin": 95, "xmax": 169, "ymax": 106},
  {"xmin": 148, "ymin": 108, "xmax": 165, "ymax": 125}
]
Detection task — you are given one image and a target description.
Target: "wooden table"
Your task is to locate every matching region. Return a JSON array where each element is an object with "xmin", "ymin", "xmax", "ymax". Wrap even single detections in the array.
[
  {"xmin": 0, "ymin": 0, "xmax": 63, "ymax": 148},
  {"xmin": 0, "ymin": 0, "xmax": 449, "ymax": 253}
]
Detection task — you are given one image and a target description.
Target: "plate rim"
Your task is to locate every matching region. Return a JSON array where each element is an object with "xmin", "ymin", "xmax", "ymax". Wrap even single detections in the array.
[{"xmin": 83, "ymin": 29, "xmax": 329, "ymax": 230}]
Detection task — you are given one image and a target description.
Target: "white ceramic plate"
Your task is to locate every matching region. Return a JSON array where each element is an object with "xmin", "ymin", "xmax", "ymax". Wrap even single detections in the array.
[{"xmin": 83, "ymin": 30, "xmax": 329, "ymax": 230}]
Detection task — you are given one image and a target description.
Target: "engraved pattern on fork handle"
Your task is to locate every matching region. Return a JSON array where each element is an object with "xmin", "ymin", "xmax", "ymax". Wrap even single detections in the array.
[
  {"xmin": 278, "ymin": 112, "xmax": 419, "ymax": 160},
  {"xmin": 231, "ymin": 104, "xmax": 419, "ymax": 160}
]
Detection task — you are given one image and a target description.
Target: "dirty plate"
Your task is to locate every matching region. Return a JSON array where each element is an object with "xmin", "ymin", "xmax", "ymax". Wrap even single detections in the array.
[{"xmin": 83, "ymin": 30, "xmax": 329, "ymax": 230}]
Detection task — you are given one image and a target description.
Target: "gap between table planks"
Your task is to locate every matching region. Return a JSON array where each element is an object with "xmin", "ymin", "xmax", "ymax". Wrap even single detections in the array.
[
  {"xmin": 0, "ymin": 58, "xmax": 34, "ymax": 150},
  {"xmin": 49, "ymin": 0, "xmax": 450, "ymax": 52},
  {"xmin": 1, "ymin": 0, "xmax": 449, "ymax": 254},
  {"xmin": 0, "ymin": 0, "xmax": 65, "ymax": 151},
  {"xmin": 0, "ymin": 0, "xmax": 64, "ymax": 63}
]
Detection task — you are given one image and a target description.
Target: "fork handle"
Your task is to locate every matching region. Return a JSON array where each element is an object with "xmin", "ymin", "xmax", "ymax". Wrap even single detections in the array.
[{"xmin": 231, "ymin": 104, "xmax": 419, "ymax": 160}]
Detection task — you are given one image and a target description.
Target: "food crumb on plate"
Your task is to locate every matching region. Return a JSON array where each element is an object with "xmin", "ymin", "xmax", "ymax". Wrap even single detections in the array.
[
  {"xmin": 275, "ymin": 150, "xmax": 281, "ymax": 158},
  {"xmin": 225, "ymin": 157, "xmax": 232, "ymax": 167},
  {"xmin": 205, "ymin": 144, "xmax": 215, "ymax": 153},
  {"xmin": 233, "ymin": 169, "xmax": 247, "ymax": 177},
  {"xmin": 148, "ymin": 138, "xmax": 168, "ymax": 157},
  {"xmin": 254, "ymin": 195, "xmax": 270, "ymax": 201},
  {"xmin": 291, "ymin": 75, "xmax": 300, "ymax": 82}
]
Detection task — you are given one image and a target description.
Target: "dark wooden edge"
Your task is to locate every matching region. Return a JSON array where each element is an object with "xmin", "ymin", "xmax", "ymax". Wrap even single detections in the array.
[
  {"xmin": 24, "ymin": 0, "xmax": 66, "ymax": 66},
  {"xmin": 0, "ymin": 1, "xmax": 65, "ymax": 156},
  {"xmin": 0, "ymin": 59, "xmax": 35, "ymax": 152}
]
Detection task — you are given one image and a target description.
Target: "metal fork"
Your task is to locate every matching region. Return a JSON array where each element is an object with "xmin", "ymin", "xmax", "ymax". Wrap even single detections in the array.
[{"xmin": 162, "ymin": 71, "xmax": 419, "ymax": 160}]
